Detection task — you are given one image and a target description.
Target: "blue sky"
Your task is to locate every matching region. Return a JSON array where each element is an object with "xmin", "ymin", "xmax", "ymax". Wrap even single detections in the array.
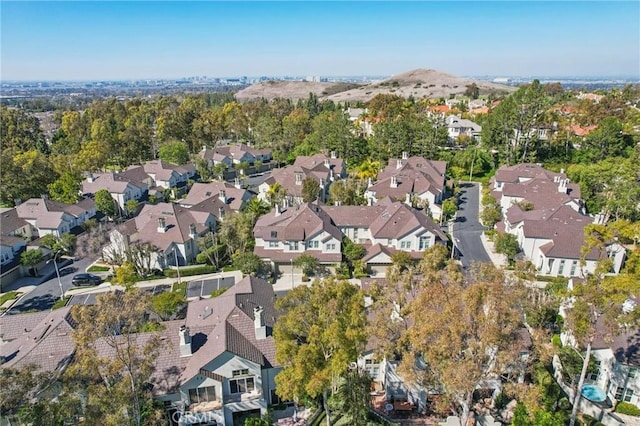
[{"xmin": 1, "ymin": 1, "xmax": 639, "ymax": 80}]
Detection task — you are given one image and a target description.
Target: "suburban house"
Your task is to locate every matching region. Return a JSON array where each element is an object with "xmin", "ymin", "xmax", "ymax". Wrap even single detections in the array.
[
  {"xmin": 121, "ymin": 160, "xmax": 196, "ymax": 195},
  {"xmin": 0, "ymin": 276, "xmax": 282, "ymax": 426},
  {"xmin": 258, "ymin": 153, "xmax": 346, "ymax": 206},
  {"xmin": 253, "ymin": 200, "xmax": 447, "ymax": 277},
  {"xmin": 81, "ymin": 171, "xmax": 148, "ymax": 213},
  {"xmin": 0, "ymin": 234, "xmax": 26, "ymax": 267},
  {"xmin": 445, "ymin": 115, "xmax": 482, "ymax": 141},
  {"xmin": 253, "ymin": 203, "xmax": 343, "ymax": 276},
  {"xmin": 492, "ymin": 164, "xmax": 625, "ymax": 277},
  {"xmin": 365, "ymin": 153, "xmax": 447, "ymax": 221},
  {"xmin": 103, "ymin": 202, "xmax": 216, "ymax": 269},
  {"xmin": 180, "ymin": 181, "xmax": 252, "ymax": 213},
  {"xmin": 559, "ymin": 279, "xmax": 640, "ymax": 408},
  {"xmin": 2, "ymin": 197, "xmax": 97, "ymax": 239},
  {"xmin": 199, "ymin": 143, "xmax": 273, "ymax": 168},
  {"xmin": 345, "ymin": 107, "xmax": 373, "ymax": 137}
]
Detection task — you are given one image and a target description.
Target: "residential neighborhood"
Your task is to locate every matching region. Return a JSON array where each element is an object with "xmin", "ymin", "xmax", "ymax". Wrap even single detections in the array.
[{"xmin": 1, "ymin": 23, "xmax": 640, "ymax": 425}]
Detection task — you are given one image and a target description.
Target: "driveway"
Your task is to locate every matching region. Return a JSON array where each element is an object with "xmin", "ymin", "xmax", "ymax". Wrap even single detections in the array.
[
  {"xmin": 452, "ymin": 182, "xmax": 492, "ymax": 269},
  {"xmin": 6, "ymin": 257, "xmax": 94, "ymax": 314}
]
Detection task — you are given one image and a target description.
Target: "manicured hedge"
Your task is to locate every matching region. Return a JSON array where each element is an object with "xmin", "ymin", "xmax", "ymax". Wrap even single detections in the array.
[
  {"xmin": 163, "ymin": 265, "xmax": 217, "ymax": 278},
  {"xmin": 616, "ymin": 401, "xmax": 640, "ymax": 416}
]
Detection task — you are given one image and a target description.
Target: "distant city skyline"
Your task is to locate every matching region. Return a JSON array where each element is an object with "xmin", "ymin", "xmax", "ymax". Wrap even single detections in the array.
[{"xmin": 1, "ymin": 1, "xmax": 639, "ymax": 81}]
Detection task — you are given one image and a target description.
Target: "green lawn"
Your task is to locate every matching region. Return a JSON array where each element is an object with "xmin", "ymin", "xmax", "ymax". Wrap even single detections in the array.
[
  {"xmin": 52, "ymin": 296, "xmax": 71, "ymax": 310},
  {"xmin": 0, "ymin": 291, "xmax": 19, "ymax": 306},
  {"xmin": 87, "ymin": 265, "xmax": 111, "ymax": 272}
]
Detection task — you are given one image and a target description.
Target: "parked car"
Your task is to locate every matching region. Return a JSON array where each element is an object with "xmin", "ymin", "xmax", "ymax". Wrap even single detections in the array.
[
  {"xmin": 59, "ymin": 266, "xmax": 77, "ymax": 277},
  {"xmin": 71, "ymin": 273, "xmax": 102, "ymax": 286}
]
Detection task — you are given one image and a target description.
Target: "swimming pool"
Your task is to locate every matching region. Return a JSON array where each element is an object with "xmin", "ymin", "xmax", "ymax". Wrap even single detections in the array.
[{"xmin": 582, "ymin": 384, "xmax": 607, "ymax": 402}]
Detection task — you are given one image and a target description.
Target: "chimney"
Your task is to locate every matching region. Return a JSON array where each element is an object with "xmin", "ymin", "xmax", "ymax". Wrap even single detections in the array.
[
  {"xmin": 405, "ymin": 193, "xmax": 412, "ymax": 206},
  {"xmin": 87, "ymin": 172, "xmax": 95, "ymax": 183},
  {"xmin": 367, "ymin": 177, "xmax": 373, "ymax": 188},
  {"xmin": 396, "ymin": 159, "xmax": 403, "ymax": 170},
  {"xmin": 402, "ymin": 151, "xmax": 408, "ymax": 160},
  {"xmin": 234, "ymin": 177, "xmax": 241, "ymax": 189},
  {"xmin": 324, "ymin": 158, "xmax": 330, "ymax": 168},
  {"xmin": 275, "ymin": 203, "xmax": 281, "ymax": 216},
  {"xmin": 254, "ymin": 306, "xmax": 267, "ymax": 340},
  {"xmin": 331, "ymin": 151, "xmax": 336, "ymax": 159},
  {"xmin": 202, "ymin": 145, "xmax": 207, "ymax": 152},
  {"xmin": 295, "ymin": 172, "xmax": 303, "ymax": 185},
  {"xmin": 189, "ymin": 223, "xmax": 197, "ymax": 238},
  {"xmin": 391, "ymin": 176, "xmax": 398, "ymax": 188},
  {"xmin": 218, "ymin": 207, "xmax": 225, "ymax": 221},
  {"xmin": 558, "ymin": 179, "xmax": 567, "ymax": 194},
  {"xmin": 157, "ymin": 217, "xmax": 166, "ymax": 233},
  {"xmin": 219, "ymin": 190, "xmax": 226, "ymax": 203},
  {"xmin": 179, "ymin": 325, "xmax": 192, "ymax": 357},
  {"xmin": 560, "ymin": 168, "xmax": 565, "ymax": 175},
  {"xmin": 368, "ymin": 196, "xmax": 373, "ymax": 206}
]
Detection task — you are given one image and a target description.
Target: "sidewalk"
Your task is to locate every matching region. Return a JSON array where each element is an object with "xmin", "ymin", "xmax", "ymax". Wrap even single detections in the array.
[
  {"xmin": 0, "ymin": 258, "xmax": 73, "ymax": 293},
  {"xmin": 479, "ymin": 232, "xmax": 508, "ymax": 268}
]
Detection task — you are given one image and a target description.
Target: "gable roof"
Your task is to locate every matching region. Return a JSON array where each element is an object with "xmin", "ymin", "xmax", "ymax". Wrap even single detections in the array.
[
  {"xmin": 0, "ymin": 307, "xmax": 76, "ymax": 373},
  {"xmin": 123, "ymin": 203, "xmax": 213, "ymax": 251},
  {"xmin": 254, "ymin": 203, "xmax": 342, "ymax": 242},
  {"xmin": 81, "ymin": 172, "xmax": 147, "ymax": 195},
  {"xmin": 181, "ymin": 182, "xmax": 249, "ymax": 211}
]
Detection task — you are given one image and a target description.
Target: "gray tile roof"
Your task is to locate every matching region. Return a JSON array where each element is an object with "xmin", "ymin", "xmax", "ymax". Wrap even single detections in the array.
[{"xmin": 0, "ymin": 307, "xmax": 76, "ymax": 373}]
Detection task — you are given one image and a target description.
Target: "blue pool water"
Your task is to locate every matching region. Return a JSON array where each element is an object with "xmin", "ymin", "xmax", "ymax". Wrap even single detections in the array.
[{"xmin": 582, "ymin": 384, "xmax": 606, "ymax": 402}]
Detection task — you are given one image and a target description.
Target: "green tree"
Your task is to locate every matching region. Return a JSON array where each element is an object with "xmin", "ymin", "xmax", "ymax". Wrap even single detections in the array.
[
  {"xmin": 125, "ymin": 199, "xmax": 140, "ymax": 216},
  {"xmin": 301, "ymin": 177, "xmax": 320, "ymax": 203},
  {"xmin": 274, "ymin": 278, "xmax": 367, "ymax": 426},
  {"xmin": 401, "ymin": 263, "xmax": 524, "ymax": 426},
  {"xmin": 232, "ymin": 252, "xmax": 268, "ymax": 276},
  {"xmin": 464, "ymin": 83, "xmax": 480, "ymax": 100},
  {"xmin": 151, "ymin": 291, "xmax": 186, "ymax": 321},
  {"xmin": 48, "ymin": 172, "xmax": 82, "ymax": 204},
  {"xmin": 158, "ymin": 140, "xmax": 190, "ymax": 165},
  {"xmin": 69, "ymin": 290, "xmax": 164, "ymax": 426},
  {"xmin": 494, "ymin": 232, "xmax": 520, "ymax": 264},
  {"xmin": 330, "ymin": 367, "xmax": 372, "ymax": 426},
  {"xmin": 94, "ymin": 189, "xmax": 117, "ymax": 218},
  {"xmin": 293, "ymin": 253, "xmax": 320, "ymax": 276},
  {"xmin": 1, "ymin": 149, "xmax": 57, "ymax": 206},
  {"xmin": 441, "ymin": 198, "xmax": 457, "ymax": 222},
  {"xmin": 21, "ymin": 249, "xmax": 44, "ymax": 276}
]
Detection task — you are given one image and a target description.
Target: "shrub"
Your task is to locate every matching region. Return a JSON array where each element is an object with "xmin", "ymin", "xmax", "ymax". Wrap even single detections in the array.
[
  {"xmin": 616, "ymin": 402, "xmax": 640, "ymax": 416},
  {"xmin": 210, "ymin": 288, "xmax": 228, "ymax": 298},
  {"xmin": 87, "ymin": 265, "xmax": 110, "ymax": 272},
  {"xmin": 163, "ymin": 265, "xmax": 216, "ymax": 278},
  {"xmin": 52, "ymin": 296, "xmax": 71, "ymax": 311},
  {"xmin": 301, "ymin": 275, "xmax": 310, "ymax": 282},
  {"xmin": 552, "ymin": 334, "xmax": 562, "ymax": 348}
]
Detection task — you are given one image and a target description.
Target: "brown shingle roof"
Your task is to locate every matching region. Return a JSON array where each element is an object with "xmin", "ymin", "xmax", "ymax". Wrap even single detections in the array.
[{"xmin": 181, "ymin": 182, "xmax": 249, "ymax": 211}]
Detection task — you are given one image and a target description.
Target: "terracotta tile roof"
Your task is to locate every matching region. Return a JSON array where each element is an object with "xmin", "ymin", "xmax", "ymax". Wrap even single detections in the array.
[
  {"xmin": 428, "ymin": 105, "xmax": 450, "ymax": 114},
  {"xmin": 568, "ymin": 124, "xmax": 597, "ymax": 137}
]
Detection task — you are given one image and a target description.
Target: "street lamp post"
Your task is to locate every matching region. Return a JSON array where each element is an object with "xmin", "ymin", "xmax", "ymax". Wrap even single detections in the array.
[
  {"xmin": 290, "ymin": 258, "xmax": 294, "ymax": 290},
  {"xmin": 170, "ymin": 247, "xmax": 181, "ymax": 292},
  {"xmin": 48, "ymin": 250, "xmax": 64, "ymax": 301}
]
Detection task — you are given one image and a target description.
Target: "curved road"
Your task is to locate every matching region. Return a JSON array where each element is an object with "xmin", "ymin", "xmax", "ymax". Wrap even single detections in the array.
[{"xmin": 452, "ymin": 182, "xmax": 492, "ymax": 269}]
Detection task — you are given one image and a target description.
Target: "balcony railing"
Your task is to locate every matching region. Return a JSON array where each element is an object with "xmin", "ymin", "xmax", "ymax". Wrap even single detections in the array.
[{"xmin": 224, "ymin": 390, "xmax": 262, "ymax": 404}]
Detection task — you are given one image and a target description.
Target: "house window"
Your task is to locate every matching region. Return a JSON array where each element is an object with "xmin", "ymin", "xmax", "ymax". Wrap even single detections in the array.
[
  {"xmin": 616, "ymin": 387, "xmax": 635, "ymax": 402},
  {"xmin": 232, "ymin": 369, "xmax": 249, "ymax": 377},
  {"xmin": 290, "ymin": 241, "xmax": 299, "ymax": 251},
  {"xmin": 307, "ymin": 240, "xmax": 318, "ymax": 249},
  {"xmin": 270, "ymin": 231, "xmax": 277, "ymax": 238},
  {"xmin": 570, "ymin": 260, "xmax": 578, "ymax": 276},
  {"xmin": 189, "ymin": 386, "xmax": 217, "ymax": 404},
  {"xmin": 353, "ymin": 228, "xmax": 359, "ymax": 239},
  {"xmin": 325, "ymin": 243, "xmax": 336, "ymax": 251},
  {"xmin": 230, "ymin": 377, "xmax": 255, "ymax": 394},
  {"xmin": 400, "ymin": 241, "xmax": 411, "ymax": 249},
  {"xmin": 419, "ymin": 236, "xmax": 430, "ymax": 250},
  {"xmin": 558, "ymin": 260, "xmax": 566, "ymax": 275},
  {"xmin": 629, "ymin": 368, "xmax": 638, "ymax": 379},
  {"xmin": 588, "ymin": 361, "xmax": 601, "ymax": 381},
  {"xmin": 269, "ymin": 241, "xmax": 279, "ymax": 248}
]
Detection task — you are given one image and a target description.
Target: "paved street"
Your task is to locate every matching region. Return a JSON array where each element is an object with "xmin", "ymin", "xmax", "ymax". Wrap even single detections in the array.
[
  {"xmin": 452, "ymin": 182, "xmax": 492, "ymax": 269},
  {"xmin": 6, "ymin": 257, "xmax": 95, "ymax": 314}
]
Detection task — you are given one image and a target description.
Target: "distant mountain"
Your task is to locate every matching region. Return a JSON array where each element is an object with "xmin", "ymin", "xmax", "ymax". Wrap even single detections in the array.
[
  {"xmin": 234, "ymin": 68, "xmax": 514, "ymax": 102},
  {"xmin": 234, "ymin": 80, "xmax": 362, "ymax": 102},
  {"xmin": 326, "ymin": 68, "xmax": 515, "ymax": 102}
]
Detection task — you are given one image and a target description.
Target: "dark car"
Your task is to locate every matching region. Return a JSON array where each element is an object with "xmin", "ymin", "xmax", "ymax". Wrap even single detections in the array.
[
  {"xmin": 59, "ymin": 266, "xmax": 77, "ymax": 277},
  {"xmin": 71, "ymin": 273, "xmax": 102, "ymax": 286}
]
